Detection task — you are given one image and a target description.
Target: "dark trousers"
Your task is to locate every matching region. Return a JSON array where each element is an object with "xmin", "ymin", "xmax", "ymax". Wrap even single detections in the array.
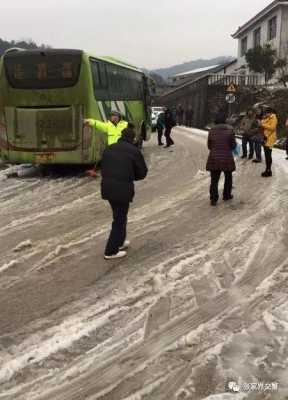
[
  {"xmin": 105, "ymin": 201, "xmax": 129, "ymax": 256},
  {"xmin": 164, "ymin": 128, "xmax": 174, "ymax": 146},
  {"xmin": 254, "ymin": 141, "xmax": 262, "ymax": 161},
  {"xmin": 264, "ymin": 146, "xmax": 272, "ymax": 172},
  {"xmin": 242, "ymin": 136, "xmax": 254, "ymax": 157},
  {"xmin": 157, "ymin": 127, "xmax": 164, "ymax": 145},
  {"xmin": 210, "ymin": 171, "xmax": 233, "ymax": 202}
]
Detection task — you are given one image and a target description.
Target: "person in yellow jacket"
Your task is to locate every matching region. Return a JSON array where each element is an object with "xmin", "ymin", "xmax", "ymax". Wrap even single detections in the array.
[
  {"xmin": 260, "ymin": 107, "xmax": 278, "ymax": 177},
  {"xmin": 84, "ymin": 111, "xmax": 128, "ymax": 146},
  {"xmin": 83, "ymin": 111, "xmax": 128, "ymax": 176}
]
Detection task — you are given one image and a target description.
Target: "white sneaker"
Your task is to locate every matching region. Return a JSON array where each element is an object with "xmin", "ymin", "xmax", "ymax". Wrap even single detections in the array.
[
  {"xmin": 104, "ymin": 251, "xmax": 127, "ymax": 260},
  {"xmin": 119, "ymin": 240, "xmax": 130, "ymax": 251}
]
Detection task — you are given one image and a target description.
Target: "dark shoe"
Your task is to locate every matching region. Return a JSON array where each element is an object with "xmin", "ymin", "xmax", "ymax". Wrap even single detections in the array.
[
  {"xmin": 158, "ymin": 143, "xmax": 164, "ymax": 146},
  {"xmin": 223, "ymin": 195, "xmax": 234, "ymax": 201},
  {"xmin": 252, "ymin": 159, "xmax": 261, "ymax": 163},
  {"xmin": 248, "ymin": 155, "xmax": 253, "ymax": 159},
  {"xmin": 210, "ymin": 200, "xmax": 217, "ymax": 206},
  {"xmin": 241, "ymin": 155, "xmax": 247, "ymax": 159},
  {"xmin": 164, "ymin": 145, "xmax": 171, "ymax": 148},
  {"xmin": 6, "ymin": 172, "xmax": 19, "ymax": 178},
  {"xmin": 261, "ymin": 171, "xmax": 272, "ymax": 177},
  {"xmin": 286, "ymin": 157, "xmax": 288, "ymax": 160}
]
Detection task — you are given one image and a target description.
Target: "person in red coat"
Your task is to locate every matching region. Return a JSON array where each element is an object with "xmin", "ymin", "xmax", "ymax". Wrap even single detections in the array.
[{"xmin": 206, "ymin": 112, "xmax": 237, "ymax": 206}]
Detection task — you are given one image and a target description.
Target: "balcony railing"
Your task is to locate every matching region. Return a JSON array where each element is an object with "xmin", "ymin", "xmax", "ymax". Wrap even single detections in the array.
[{"xmin": 208, "ymin": 74, "xmax": 263, "ymax": 86}]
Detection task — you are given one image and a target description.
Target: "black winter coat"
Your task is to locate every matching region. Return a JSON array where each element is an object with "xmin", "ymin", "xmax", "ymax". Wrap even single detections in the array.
[
  {"xmin": 101, "ymin": 139, "xmax": 148, "ymax": 203},
  {"xmin": 164, "ymin": 111, "xmax": 176, "ymax": 130}
]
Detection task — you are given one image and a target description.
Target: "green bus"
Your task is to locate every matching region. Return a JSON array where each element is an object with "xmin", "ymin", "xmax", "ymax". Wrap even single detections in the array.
[{"xmin": 0, "ymin": 48, "xmax": 151, "ymax": 164}]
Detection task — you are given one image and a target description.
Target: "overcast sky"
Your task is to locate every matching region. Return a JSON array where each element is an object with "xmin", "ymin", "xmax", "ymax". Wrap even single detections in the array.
[{"xmin": 1, "ymin": 0, "xmax": 272, "ymax": 69}]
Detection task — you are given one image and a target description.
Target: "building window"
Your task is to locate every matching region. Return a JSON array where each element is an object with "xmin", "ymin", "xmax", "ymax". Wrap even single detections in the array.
[
  {"xmin": 268, "ymin": 16, "xmax": 277, "ymax": 40},
  {"xmin": 241, "ymin": 36, "xmax": 248, "ymax": 56},
  {"xmin": 253, "ymin": 27, "xmax": 261, "ymax": 47}
]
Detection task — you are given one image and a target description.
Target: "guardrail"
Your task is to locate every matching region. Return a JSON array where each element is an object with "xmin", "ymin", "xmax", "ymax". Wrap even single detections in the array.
[{"xmin": 161, "ymin": 73, "xmax": 264, "ymax": 100}]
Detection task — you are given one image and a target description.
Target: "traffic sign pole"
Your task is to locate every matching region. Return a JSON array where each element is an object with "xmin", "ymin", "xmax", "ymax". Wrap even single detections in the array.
[{"xmin": 225, "ymin": 83, "xmax": 237, "ymax": 117}]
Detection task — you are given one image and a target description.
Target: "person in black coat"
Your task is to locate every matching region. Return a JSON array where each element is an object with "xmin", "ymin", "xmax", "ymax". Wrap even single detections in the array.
[
  {"xmin": 164, "ymin": 109, "xmax": 176, "ymax": 148},
  {"xmin": 101, "ymin": 123, "xmax": 148, "ymax": 259}
]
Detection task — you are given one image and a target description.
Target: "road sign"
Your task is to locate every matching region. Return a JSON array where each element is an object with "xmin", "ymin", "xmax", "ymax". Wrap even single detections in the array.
[
  {"xmin": 225, "ymin": 93, "xmax": 236, "ymax": 104},
  {"xmin": 226, "ymin": 83, "xmax": 237, "ymax": 93}
]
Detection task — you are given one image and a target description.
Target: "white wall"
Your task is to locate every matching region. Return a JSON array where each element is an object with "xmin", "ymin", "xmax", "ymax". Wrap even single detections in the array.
[
  {"xmin": 236, "ymin": 7, "xmax": 283, "ymax": 70},
  {"xmin": 216, "ymin": 62, "xmax": 238, "ymax": 75},
  {"xmin": 280, "ymin": 6, "xmax": 288, "ymax": 57}
]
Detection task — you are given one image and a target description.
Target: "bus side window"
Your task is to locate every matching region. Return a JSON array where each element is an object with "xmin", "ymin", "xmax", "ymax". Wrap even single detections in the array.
[
  {"xmin": 98, "ymin": 62, "xmax": 108, "ymax": 89},
  {"xmin": 116, "ymin": 67, "xmax": 127, "ymax": 99},
  {"xmin": 90, "ymin": 59, "xmax": 144, "ymax": 101},
  {"xmin": 90, "ymin": 60, "xmax": 100, "ymax": 90},
  {"xmin": 108, "ymin": 64, "xmax": 116, "ymax": 98},
  {"xmin": 121, "ymin": 70, "xmax": 129, "ymax": 99},
  {"xmin": 137, "ymin": 74, "xmax": 144, "ymax": 99},
  {"xmin": 129, "ymin": 71, "xmax": 139, "ymax": 100},
  {"xmin": 126, "ymin": 71, "xmax": 133, "ymax": 100},
  {"xmin": 90, "ymin": 59, "xmax": 109, "ymax": 100}
]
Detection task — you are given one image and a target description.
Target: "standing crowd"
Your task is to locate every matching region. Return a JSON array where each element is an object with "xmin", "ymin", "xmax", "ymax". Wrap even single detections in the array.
[
  {"xmin": 84, "ymin": 104, "xmax": 281, "ymax": 259},
  {"xmin": 239, "ymin": 107, "xmax": 278, "ymax": 177}
]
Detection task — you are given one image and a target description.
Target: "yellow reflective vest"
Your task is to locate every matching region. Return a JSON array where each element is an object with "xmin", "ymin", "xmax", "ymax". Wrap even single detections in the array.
[
  {"xmin": 87, "ymin": 119, "xmax": 128, "ymax": 146},
  {"xmin": 261, "ymin": 114, "xmax": 278, "ymax": 148}
]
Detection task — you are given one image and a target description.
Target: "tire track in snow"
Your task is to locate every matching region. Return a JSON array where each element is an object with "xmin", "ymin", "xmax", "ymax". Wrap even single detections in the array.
[
  {"xmin": 11, "ymin": 211, "xmax": 286, "ymax": 399},
  {"xmin": 0, "ymin": 130, "xmax": 288, "ymax": 400}
]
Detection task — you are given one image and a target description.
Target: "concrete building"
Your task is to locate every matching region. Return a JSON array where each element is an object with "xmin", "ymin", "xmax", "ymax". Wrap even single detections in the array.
[{"xmin": 232, "ymin": 0, "xmax": 288, "ymax": 74}]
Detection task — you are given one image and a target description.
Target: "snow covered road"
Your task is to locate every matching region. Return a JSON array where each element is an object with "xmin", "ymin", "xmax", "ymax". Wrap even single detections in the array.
[{"xmin": 0, "ymin": 127, "xmax": 288, "ymax": 400}]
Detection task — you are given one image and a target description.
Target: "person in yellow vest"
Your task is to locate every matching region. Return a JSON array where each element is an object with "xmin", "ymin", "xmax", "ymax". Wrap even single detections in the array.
[
  {"xmin": 260, "ymin": 107, "xmax": 278, "ymax": 177},
  {"xmin": 83, "ymin": 111, "xmax": 128, "ymax": 176}
]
